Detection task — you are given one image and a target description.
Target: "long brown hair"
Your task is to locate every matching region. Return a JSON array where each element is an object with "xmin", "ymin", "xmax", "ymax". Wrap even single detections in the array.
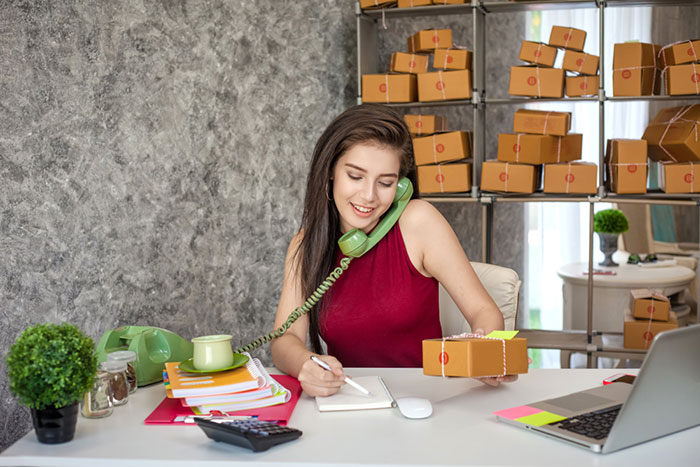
[{"xmin": 295, "ymin": 104, "xmax": 418, "ymax": 353}]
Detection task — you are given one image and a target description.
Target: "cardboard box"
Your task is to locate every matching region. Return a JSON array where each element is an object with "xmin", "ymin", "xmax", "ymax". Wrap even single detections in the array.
[
  {"xmin": 389, "ymin": 52, "xmax": 429, "ymax": 74},
  {"xmin": 562, "ymin": 50, "xmax": 599, "ymax": 76},
  {"xmin": 549, "ymin": 26, "xmax": 586, "ymax": 51},
  {"xmin": 519, "ymin": 40, "xmax": 558, "ymax": 67},
  {"xmin": 664, "ymin": 63, "xmax": 700, "ymax": 96},
  {"xmin": 566, "ymin": 75, "xmax": 599, "ymax": 97},
  {"xmin": 417, "ymin": 163, "xmax": 471, "ymax": 194},
  {"xmin": 408, "ymin": 29, "xmax": 452, "ymax": 53},
  {"xmin": 660, "ymin": 162, "xmax": 700, "ymax": 193},
  {"xmin": 413, "ymin": 131, "xmax": 471, "ymax": 166},
  {"xmin": 624, "ymin": 310, "xmax": 678, "ymax": 350},
  {"xmin": 417, "ymin": 69, "xmax": 471, "ymax": 102},
  {"xmin": 543, "ymin": 162, "xmax": 598, "ymax": 194},
  {"xmin": 643, "ymin": 105, "xmax": 700, "ymax": 162},
  {"xmin": 660, "ymin": 39, "xmax": 700, "ymax": 66},
  {"xmin": 430, "ymin": 0, "xmax": 465, "ymax": 4},
  {"xmin": 404, "ymin": 114, "xmax": 448, "ymax": 136},
  {"xmin": 630, "ymin": 289, "xmax": 670, "ymax": 322},
  {"xmin": 513, "ymin": 109, "xmax": 571, "ymax": 136},
  {"xmin": 508, "ymin": 66, "xmax": 565, "ymax": 98},
  {"xmin": 497, "ymin": 133, "xmax": 582, "ymax": 164},
  {"xmin": 362, "ymin": 74, "xmax": 417, "ymax": 103},
  {"xmin": 605, "ymin": 139, "xmax": 648, "ymax": 194},
  {"xmin": 422, "ymin": 337, "xmax": 528, "ymax": 378},
  {"xmin": 360, "ymin": 0, "xmax": 397, "ymax": 9},
  {"xmin": 481, "ymin": 161, "xmax": 540, "ymax": 193},
  {"xmin": 433, "ymin": 48, "xmax": 472, "ymax": 70},
  {"xmin": 398, "ymin": 0, "xmax": 431, "ymax": 6},
  {"xmin": 612, "ymin": 42, "xmax": 662, "ymax": 96}
]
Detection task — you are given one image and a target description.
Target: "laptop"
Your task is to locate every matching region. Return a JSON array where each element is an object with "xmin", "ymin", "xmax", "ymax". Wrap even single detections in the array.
[{"xmin": 495, "ymin": 325, "xmax": 700, "ymax": 453}]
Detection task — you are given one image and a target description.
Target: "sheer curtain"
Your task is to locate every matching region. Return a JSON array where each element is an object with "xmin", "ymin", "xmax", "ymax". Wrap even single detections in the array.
[{"xmin": 525, "ymin": 7, "xmax": 652, "ymax": 367}]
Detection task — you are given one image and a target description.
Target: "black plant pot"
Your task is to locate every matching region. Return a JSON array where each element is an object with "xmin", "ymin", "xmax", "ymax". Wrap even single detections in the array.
[
  {"xmin": 30, "ymin": 401, "xmax": 79, "ymax": 444},
  {"xmin": 598, "ymin": 232, "xmax": 619, "ymax": 267}
]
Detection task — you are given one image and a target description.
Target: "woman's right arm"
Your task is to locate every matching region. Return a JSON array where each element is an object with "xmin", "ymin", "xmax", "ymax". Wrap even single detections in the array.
[{"xmin": 270, "ymin": 233, "xmax": 346, "ymax": 396}]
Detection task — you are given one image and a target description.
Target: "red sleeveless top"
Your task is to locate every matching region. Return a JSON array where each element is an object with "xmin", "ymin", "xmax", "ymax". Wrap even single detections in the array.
[{"xmin": 319, "ymin": 223, "xmax": 442, "ymax": 367}]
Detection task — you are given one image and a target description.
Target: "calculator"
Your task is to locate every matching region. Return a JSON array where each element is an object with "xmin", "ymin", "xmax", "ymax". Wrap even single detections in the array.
[{"xmin": 195, "ymin": 418, "xmax": 302, "ymax": 452}]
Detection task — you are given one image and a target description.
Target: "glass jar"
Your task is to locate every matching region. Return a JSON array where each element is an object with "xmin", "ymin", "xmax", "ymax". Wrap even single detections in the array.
[
  {"xmin": 101, "ymin": 360, "xmax": 129, "ymax": 406},
  {"xmin": 107, "ymin": 350, "xmax": 138, "ymax": 393},
  {"xmin": 81, "ymin": 369, "xmax": 113, "ymax": 418}
]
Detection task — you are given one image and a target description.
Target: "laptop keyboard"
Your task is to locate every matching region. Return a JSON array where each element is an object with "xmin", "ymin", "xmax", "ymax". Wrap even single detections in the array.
[{"xmin": 554, "ymin": 404, "xmax": 622, "ymax": 440}]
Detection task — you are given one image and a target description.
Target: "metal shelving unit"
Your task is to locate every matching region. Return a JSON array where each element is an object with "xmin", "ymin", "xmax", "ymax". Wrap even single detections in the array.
[{"xmin": 357, "ymin": 0, "xmax": 700, "ymax": 367}]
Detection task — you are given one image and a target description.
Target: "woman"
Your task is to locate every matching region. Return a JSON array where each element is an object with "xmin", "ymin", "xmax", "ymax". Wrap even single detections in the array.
[{"xmin": 271, "ymin": 104, "xmax": 515, "ymax": 396}]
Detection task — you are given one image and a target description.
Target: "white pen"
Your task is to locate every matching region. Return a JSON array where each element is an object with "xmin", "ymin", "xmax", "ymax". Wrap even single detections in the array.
[{"xmin": 310, "ymin": 355, "xmax": 373, "ymax": 396}]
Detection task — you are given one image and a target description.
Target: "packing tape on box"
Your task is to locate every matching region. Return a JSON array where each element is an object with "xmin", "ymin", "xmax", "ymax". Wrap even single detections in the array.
[
  {"xmin": 438, "ymin": 70, "xmax": 447, "ymax": 100},
  {"xmin": 504, "ymin": 162, "xmax": 510, "ymax": 191},
  {"xmin": 566, "ymin": 162, "xmax": 573, "ymax": 194},
  {"xmin": 657, "ymin": 105, "xmax": 698, "ymax": 162},
  {"xmin": 563, "ymin": 27, "xmax": 573, "ymax": 50},
  {"xmin": 556, "ymin": 134, "xmax": 562, "ymax": 162},
  {"xmin": 577, "ymin": 53, "xmax": 588, "ymax": 74},
  {"xmin": 417, "ymin": 114, "xmax": 423, "ymax": 135},
  {"xmin": 437, "ymin": 164, "xmax": 445, "ymax": 192},
  {"xmin": 542, "ymin": 111, "xmax": 553, "ymax": 135},
  {"xmin": 535, "ymin": 67, "xmax": 542, "ymax": 97},
  {"xmin": 515, "ymin": 134, "xmax": 522, "ymax": 162},
  {"xmin": 432, "ymin": 134, "xmax": 438, "ymax": 163},
  {"xmin": 439, "ymin": 332, "xmax": 507, "ymax": 378},
  {"xmin": 384, "ymin": 74, "xmax": 390, "ymax": 104}
]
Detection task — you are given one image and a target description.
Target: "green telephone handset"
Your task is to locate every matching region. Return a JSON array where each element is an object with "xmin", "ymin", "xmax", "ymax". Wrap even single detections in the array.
[{"xmin": 235, "ymin": 177, "xmax": 413, "ymax": 353}]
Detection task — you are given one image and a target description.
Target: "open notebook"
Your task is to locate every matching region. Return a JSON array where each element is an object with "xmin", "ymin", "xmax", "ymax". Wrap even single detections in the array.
[{"xmin": 315, "ymin": 376, "xmax": 394, "ymax": 412}]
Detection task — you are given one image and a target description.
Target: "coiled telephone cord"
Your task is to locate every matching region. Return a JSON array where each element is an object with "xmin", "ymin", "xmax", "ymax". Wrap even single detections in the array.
[{"xmin": 234, "ymin": 256, "xmax": 353, "ymax": 354}]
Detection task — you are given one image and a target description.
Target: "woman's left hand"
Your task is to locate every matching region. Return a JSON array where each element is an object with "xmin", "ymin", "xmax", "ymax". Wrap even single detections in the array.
[{"xmin": 471, "ymin": 328, "xmax": 530, "ymax": 387}]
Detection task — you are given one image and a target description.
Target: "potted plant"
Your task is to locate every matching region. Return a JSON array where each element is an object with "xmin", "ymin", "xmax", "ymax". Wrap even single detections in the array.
[
  {"xmin": 593, "ymin": 208, "xmax": 629, "ymax": 267},
  {"xmin": 6, "ymin": 322, "xmax": 97, "ymax": 444}
]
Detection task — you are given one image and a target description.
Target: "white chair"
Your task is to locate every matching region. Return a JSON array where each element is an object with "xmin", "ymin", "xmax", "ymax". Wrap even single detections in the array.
[{"xmin": 439, "ymin": 262, "xmax": 521, "ymax": 335}]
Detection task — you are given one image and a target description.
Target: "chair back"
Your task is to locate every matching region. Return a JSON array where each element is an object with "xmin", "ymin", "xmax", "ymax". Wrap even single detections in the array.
[{"xmin": 439, "ymin": 262, "xmax": 521, "ymax": 335}]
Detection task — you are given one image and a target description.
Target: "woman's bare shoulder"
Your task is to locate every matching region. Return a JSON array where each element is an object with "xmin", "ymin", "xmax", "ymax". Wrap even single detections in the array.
[{"xmin": 400, "ymin": 199, "xmax": 448, "ymax": 230}]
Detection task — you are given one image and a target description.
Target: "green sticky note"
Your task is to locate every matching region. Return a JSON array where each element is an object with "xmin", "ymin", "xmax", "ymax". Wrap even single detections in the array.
[
  {"xmin": 486, "ymin": 330, "xmax": 519, "ymax": 340},
  {"xmin": 516, "ymin": 411, "xmax": 566, "ymax": 427}
]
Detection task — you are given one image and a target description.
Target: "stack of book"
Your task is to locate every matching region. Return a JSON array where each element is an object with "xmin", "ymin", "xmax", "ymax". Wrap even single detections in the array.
[{"xmin": 163, "ymin": 354, "xmax": 291, "ymax": 415}]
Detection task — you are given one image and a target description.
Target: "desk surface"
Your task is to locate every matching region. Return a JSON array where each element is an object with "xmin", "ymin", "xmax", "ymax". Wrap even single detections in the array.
[
  {"xmin": 557, "ymin": 261, "xmax": 694, "ymax": 288},
  {"xmin": 1, "ymin": 368, "xmax": 696, "ymax": 467}
]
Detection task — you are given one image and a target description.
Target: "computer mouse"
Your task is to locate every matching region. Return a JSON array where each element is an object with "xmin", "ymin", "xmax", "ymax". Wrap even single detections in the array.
[{"xmin": 395, "ymin": 397, "xmax": 433, "ymax": 419}]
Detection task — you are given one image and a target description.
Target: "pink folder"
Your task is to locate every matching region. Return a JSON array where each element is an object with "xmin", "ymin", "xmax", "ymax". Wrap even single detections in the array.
[{"xmin": 145, "ymin": 375, "xmax": 302, "ymax": 426}]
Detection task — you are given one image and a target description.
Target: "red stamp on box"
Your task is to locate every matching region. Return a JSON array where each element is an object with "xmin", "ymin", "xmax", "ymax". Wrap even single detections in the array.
[
  {"xmin": 499, "ymin": 172, "xmax": 509, "ymax": 182},
  {"xmin": 436, "ymin": 81, "xmax": 445, "ymax": 90},
  {"xmin": 379, "ymin": 83, "xmax": 387, "ymax": 93},
  {"xmin": 415, "ymin": 121, "xmax": 423, "ymax": 128},
  {"xmin": 438, "ymin": 352, "xmax": 449, "ymax": 364},
  {"xmin": 513, "ymin": 144, "xmax": 521, "ymax": 153},
  {"xmin": 435, "ymin": 174, "xmax": 445, "ymax": 183},
  {"xmin": 408, "ymin": 60, "xmax": 416, "ymax": 69},
  {"xmin": 622, "ymin": 70, "xmax": 632, "ymax": 79},
  {"xmin": 432, "ymin": 35, "xmax": 439, "ymax": 44},
  {"xmin": 689, "ymin": 47, "xmax": 696, "ymax": 56},
  {"xmin": 647, "ymin": 305, "xmax": 655, "ymax": 314},
  {"xmin": 564, "ymin": 33, "xmax": 571, "ymax": 41},
  {"xmin": 643, "ymin": 331, "xmax": 654, "ymax": 342},
  {"xmin": 692, "ymin": 73, "xmax": 700, "ymax": 83},
  {"xmin": 628, "ymin": 165, "xmax": 638, "ymax": 173},
  {"xmin": 527, "ymin": 76, "xmax": 537, "ymax": 86},
  {"xmin": 565, "ymin": 173, "xmax": 575, "ymax": 182},
  {"xmin": 580, "ymin": 81, "xmax": 588, "ymax": 90},
  {"xmin": 576, "ymin": 58, "xmax": 584, "ymax": 66},
  {"xmin": 685, "ymin": 173, "xmax": 694, "ymax": 183},
  {"xmin": 534, "ymin": 50, "xmax": 542, "ymax": 58},
  {"xmin": 436, "ymin": 143, "xmax": 445, "ymax": 153}
]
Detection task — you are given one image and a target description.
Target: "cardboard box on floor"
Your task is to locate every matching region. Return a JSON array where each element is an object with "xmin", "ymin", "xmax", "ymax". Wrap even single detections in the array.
[
  {"xmin": 408, "ymin": 29, "xmax": 452, "ymax": 53},
  {"xmin": 624, "ymin": 310, "xmax": 678, "ymax": 350},
  {"xmin": 509, "ymin": 66, "xmax": 565, "ymax": 98},
  {"xmin": 549, "ymin": 26, "xmax": 586, "ymax": 51},
  {"xmin": 422, "ymin": 337, "xmax": 528, "ymax": 378},
  {"xmin": 481, "ymin": 161, "xmax": 541, "ymax": 193},
  {"xmin": 612, "ymin": 42, "xmax": 662, "ymax": 96},
  {"xmin": 413, "ymin": 131, "xmax": 471, "ymax": 166},
  {"xmin": 629, "ymin": 289, "xmax": 670, "ymax": 322},
  {"xmin": 519, "ymin": 41, "xmax": 558, "ymax": 67},
  {"xmin": 643, "ymin": 104, "xmax": 700, "ymax": 162},
  {"xmin": 660, "ymin": 39, "xmax": 700, "ymax": 66},
  {"xmin": 664, "ymin": 63, "xmax": 700, "ymax": 96},
  {"xmin": 417, "ymin": 162, "xmax": 471, "ymax": 194},
  {"xmin": 562, "ymin": 50, "xmax": 599, "ymax": 76},
  {"xmin": 404, "ymin": 114, "xmax": 448, "ymax": 136},
  {"xmin": 605, "ymin": 139, "xmax": 648, "ymax": 194},
  {"xmin": 390, "ymin": 52, "xmax": 429, "ymax": 74},
  {"xmin": 362, "ymin": 74, "xmax": 417, "ymax": 103},
  {"xmin": 660, "ymin": 162, "xmax": 700, "ymax": 193},
  {"xmin": 566, "ymin": 75, "xmax": 599, "ymax": 97},
  {"xmin": 497, "ymin": 133, "xmax": 582, "ymax": 164},
  {"xmin": 433, "ymin": 49, "xmax": 472, "ymax": 70},
  {"xmin": 513, "ymin": 109, "xmax": 571, "ymax": 136},
  {"xmin": 543, "ymin": 162, "xmax": 598, "ymax": 194},
  {"xmin": 417, "ymin": 69, "xmax": 471, "ymax": 101}
]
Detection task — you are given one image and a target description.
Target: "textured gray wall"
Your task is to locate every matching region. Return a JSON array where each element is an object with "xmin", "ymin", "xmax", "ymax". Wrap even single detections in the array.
[{"xmin": 0, "ymin": 1, "xmax": 525, "ymax": 451}]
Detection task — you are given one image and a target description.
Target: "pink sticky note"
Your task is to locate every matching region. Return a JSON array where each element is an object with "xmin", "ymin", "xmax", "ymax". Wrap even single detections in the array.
[{"xmin": 493, "ymin": 405, "xmax": 542, "ymax": 420}]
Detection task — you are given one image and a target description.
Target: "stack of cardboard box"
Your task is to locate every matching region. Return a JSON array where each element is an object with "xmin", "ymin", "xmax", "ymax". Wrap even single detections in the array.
[
  {"xmin": 481, "ymin": 109, "xmax": 589, "ymax": 194},
  {"xmin": 509, "ymin": 26, "xmax": 598, "ymax": 98},
  {"xmin": 612, "ymin": 42, "xmax": 663, "ymax": 96},
  {"xmin": 409, "ymin": 112, "xmax": 472, "ymax": 194},
  {"xmin": 642, "ymin": 104, "xmax": 700, "ymax": 193},
  {"xmin": 604, "ymin": 139, "xmax": 648, "ymax": 194},
  {"xmin": 624, "ymin": 290, "xmax": 677, "ymax": 350},
  {"xmin": 660, "ymin": 39, "xmax": 700, "ymax": 96}
]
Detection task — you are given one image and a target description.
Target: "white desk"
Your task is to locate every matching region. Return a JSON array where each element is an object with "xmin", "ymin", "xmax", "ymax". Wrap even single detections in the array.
[
  {"xmin": 1, "ymin": 368, "xmax": 697, "ymax": 467},
  {"xmin": 558, "ymin": 261, "xmax": 694, "ymax": 332}
]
